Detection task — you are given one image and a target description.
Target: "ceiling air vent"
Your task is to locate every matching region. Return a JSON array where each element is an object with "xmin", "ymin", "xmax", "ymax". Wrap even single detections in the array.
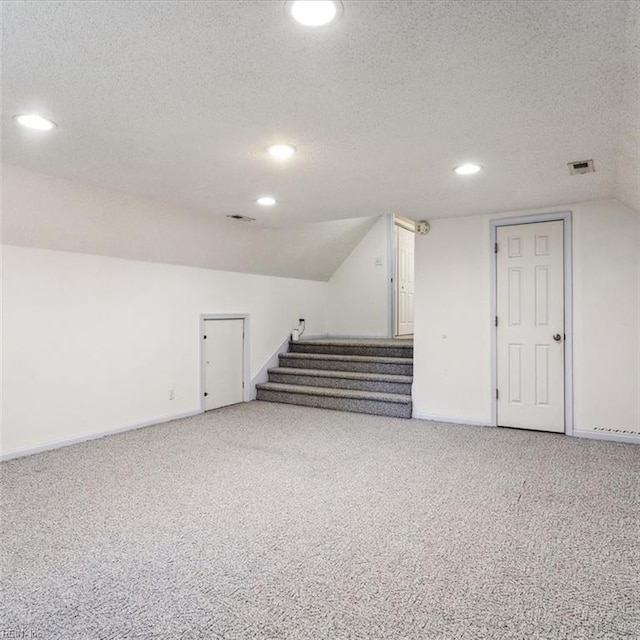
[
  {"xmin": 568, "ymin": 159, "xmax": 595, "ymax": 175},
  {"xmin": 226, "ymin": 215, "xmax": 256, "ymax": 222}
]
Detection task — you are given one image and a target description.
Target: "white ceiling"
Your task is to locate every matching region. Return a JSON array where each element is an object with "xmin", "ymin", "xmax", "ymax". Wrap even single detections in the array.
[{"xmin": 2, "ymin": 0, "xmax": 639, "ymax": 227}]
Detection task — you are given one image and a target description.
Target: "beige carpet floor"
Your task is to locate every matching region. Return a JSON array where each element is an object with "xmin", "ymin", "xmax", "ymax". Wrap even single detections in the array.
[{"xmin": 2, "ymin": 401, "xmax": 639, "ymax": 639}]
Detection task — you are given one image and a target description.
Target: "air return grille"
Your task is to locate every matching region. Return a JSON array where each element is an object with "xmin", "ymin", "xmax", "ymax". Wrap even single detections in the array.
[{"xmin": 594, "ymin": 427, "xmax": 640, "ymax": 435}]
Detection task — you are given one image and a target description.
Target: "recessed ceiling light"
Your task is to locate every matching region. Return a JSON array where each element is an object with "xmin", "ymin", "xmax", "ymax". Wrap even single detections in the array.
[
  {"xmin": 287, "ymin": 1, "xmax": 341, "ymax": 27},
  {"xmin": 268, "ymin": 144, "xmax": 296, "ymax": 160},
  {"xmin": 14, "ymin": 114, "xmax": 57, "ymax": 131},
  {"xmin": 257, "ymin": 196, "xmax": 277, "ymax": 206},
  {"xmin": 454, "ymin": 163, "xmax": 482, "ymax": 176}
]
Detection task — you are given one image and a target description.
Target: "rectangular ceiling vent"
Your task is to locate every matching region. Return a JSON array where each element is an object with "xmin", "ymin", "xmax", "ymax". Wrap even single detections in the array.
[
  {"xmin": 568, "ymin": 159, "xmax": 595, "ymax": 175},
  {"xmin": 227, "ymin": 215, "xmax": 256, "ymax": 222}
]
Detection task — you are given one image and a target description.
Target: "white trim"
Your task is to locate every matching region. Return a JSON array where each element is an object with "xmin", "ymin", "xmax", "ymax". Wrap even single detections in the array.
[
  {"xmin": 412, "ymin": 411, "xmax": 494, "ymax": 427},
  {"xmin": 573, "ymin": 430, "xmax": 640, "ymax": 445},
  {"xmin": 394, "ymin": 215, "xmax": 416, "ymax": 232},
  {"xmin": 489, "ymin": 211, "xmax": 574, "ymax": 436},
  {"xmin": 390, "ymin": 214, "xmax": 417, "ymax": 338},
  {"xmin": 200, "ymin": 314, "xmax": 251, "ymax": 412},
  {"xmin": 386, "ymin": 213, "xmax": 395, "ymax": 338},
  {"xmin": 0, "ymin": 410, "xmax": 201, "ymax": 461}
]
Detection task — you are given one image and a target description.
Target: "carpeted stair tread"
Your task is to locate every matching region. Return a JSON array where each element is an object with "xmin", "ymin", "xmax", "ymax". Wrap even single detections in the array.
[
  {"xmin": 294, "ymin": 338, "xmax": 413, "ymax": 347},
  {"xmin": 262, "ymin": 338, "xmax": 414, "ymax": 418},
  {"xmin": 268, "ymin": 367, "xmax": 413, "ymax": 383},
  {"xmin": 289, "ymin": 339, "xmax": 413, "ymax": 358},
  {"xmin": 256, "ymin": 382, "xmax": 412, "ymax": 404},
  {"xmin": 282, "ymin": 352, "xmax": 412, "ymax": 364}
]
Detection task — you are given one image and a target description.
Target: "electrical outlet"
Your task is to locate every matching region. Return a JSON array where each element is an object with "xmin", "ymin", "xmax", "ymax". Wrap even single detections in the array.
[{"xmin": 168, "ymin": 389, "xmax": 175, "ymax": 400}]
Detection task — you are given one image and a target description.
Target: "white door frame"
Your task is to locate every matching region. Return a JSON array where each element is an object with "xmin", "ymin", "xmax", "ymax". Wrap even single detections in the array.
[
  {"xmin": 386, "ymin": 214, "xmax": 396, "ymax": 338},
  {"xmin": 200, "ymin": 314, "xmax": 250, "ymax": 413},
  {"xmin": 490, "ymin": 212, "xmax": 573, "ymax": 435},
  {"xmin": 387, "ymin": 213, "xmax": 416, "ymax": 338}
]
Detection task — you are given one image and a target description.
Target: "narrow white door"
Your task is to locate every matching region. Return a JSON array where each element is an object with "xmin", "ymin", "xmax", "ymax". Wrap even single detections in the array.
[
  {"xmin": 396, "ymin": 225, "xmax": 415, "ymax": 336},
  {"xmin": 496, "ymin": 221, "xmax": 565, "ymax": 432},
  {"xmin": 204, "ymin": 319, "xmax": 244, "ymax": 411}
]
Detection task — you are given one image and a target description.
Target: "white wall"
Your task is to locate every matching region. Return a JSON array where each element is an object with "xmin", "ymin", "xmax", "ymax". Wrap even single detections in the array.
[
  {"xmin": 412, "ymin": 214, "xmax": 492, "ymax": 423},
  {"xmin": 572, "ymin": 201, "xmax": 639, "ymax": 434},
  {"xmin": 413, "ymin": 200, "xmax": 640, "ymax": 438},
  {"xmin": 1, "ymin": 245, "xmax": 328, "ymax": 457},
  {"xmin": 327, "ymin": 216, "xmax": 390, "ymax": 337}
]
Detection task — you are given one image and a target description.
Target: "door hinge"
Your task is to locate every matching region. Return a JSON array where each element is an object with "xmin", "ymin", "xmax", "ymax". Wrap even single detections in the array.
[
  {"xmin": 204, "ymin": 392, "xmax": 209, "ymax": 397},
  {"xmin": 242, "ymin": 382, "xmax": 245, "ymax": 388},
  {"xmin": 495, "ymin": 316, "xmax": 498, "ymax": 327},
  {"xmin": 494, "ymin": 242, "xmax": 498, "ymax": 254},
  {"xmin": 496, "ymin": 389, "xmax": 499, "ymax": 399}
]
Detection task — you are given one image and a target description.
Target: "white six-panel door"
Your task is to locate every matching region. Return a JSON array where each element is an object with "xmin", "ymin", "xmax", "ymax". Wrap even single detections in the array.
[
  {"xmin": 496, "ymin": 221, "xmax": 565, "ymax": 432},
  {"xmin": 204, "ymin": 319, "xmax": 244, "ymax": 411},
  {"xmin": 396, "ymin": 225, "xmax": 415, "ymax": 336}
]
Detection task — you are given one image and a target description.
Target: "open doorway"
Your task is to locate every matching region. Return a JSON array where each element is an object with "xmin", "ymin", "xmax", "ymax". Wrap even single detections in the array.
[{"xmin": 393, "ymin": 215, "xmax": 415, "ymax": 337}]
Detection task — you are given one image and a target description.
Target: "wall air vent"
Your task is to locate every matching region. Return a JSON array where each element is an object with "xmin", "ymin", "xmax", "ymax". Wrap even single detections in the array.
[
  {"xmin": 594, "ymin": 427, "xmax": 640, "ymax": 435},
  {"xmin": 568, "ymin": 159, "xmax": 595, "ymax": 175},
  {"xmin": 226, "ymin": 215, "xmax": 256, "ymax": 222}
]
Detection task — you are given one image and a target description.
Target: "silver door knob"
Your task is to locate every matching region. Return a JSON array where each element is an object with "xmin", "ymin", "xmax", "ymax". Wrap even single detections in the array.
[{"xmin": 553, "ymin": 334, "xmax": 562, "ymax": 342}]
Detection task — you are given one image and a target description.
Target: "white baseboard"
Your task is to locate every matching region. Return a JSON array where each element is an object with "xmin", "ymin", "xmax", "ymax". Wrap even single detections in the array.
[
  {"xmin": 412, "ymin": 411, "xmax": 494, "ymax": 427},
  {"xmin": 410, "ymin": 417, "xmax": 639, "ymax": 444},
  {"xmin": 0, "ymin": 409, "xmax": 202, "ymax": 462},
  {"xmin": 573, "ymin": 429, "xmax": 640, "ymax": 445}
]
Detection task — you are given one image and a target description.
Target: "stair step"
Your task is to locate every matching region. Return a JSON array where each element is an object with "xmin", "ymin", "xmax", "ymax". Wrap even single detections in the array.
[
  {"xmin": 268, "ymin": 367, "xmax": 412, "ymax": 395},
  {"xmin": 256, "ymin": 383, "xmax": 412, "ymax": 419},
  {"xmin": 257, "ymin": 382, "xmax": 411, "ymax": 403},
  {"xmin": 290, "ymin": 338, "xmax": 413, "ymax": 358},
  {"xmin": 279, "ymin": 352, "xmax": 413, "ymax": 375}
]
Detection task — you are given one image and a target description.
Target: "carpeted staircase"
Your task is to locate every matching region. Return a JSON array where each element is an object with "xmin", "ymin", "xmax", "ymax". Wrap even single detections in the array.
[{"xmin": 256, "ymin": 338, "xmax": 413, "ymax": 418}]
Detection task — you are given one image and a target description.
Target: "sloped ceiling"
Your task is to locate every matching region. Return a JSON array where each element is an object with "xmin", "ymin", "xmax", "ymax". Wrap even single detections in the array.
[
  {"xmin": 1, "ymin": 164, "xmax": 377, "ymax": 281},
  {"xmin": 2, "ymin": 0, "xmax": 638, "ymax": 233}
]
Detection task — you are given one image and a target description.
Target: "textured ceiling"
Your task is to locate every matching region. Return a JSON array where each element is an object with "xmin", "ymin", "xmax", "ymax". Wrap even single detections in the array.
[{"xmin": 2, "ymin": 0, "xmax": 639, "ymax": 226}]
